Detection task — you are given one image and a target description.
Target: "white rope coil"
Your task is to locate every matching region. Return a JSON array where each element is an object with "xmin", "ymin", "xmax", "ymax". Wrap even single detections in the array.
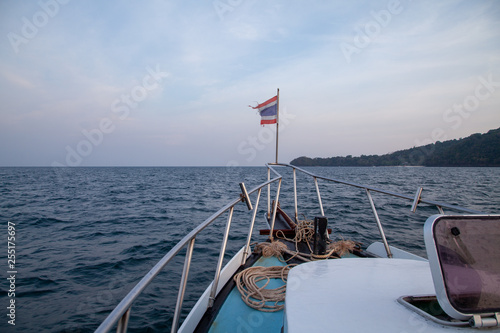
[
  {"xmin": 235, "ymin": 215, "xmax": 360, "ymax": 312},
  {"xmin": 233, "ymin": 265, "xmax": 293, "ymax": 312}
]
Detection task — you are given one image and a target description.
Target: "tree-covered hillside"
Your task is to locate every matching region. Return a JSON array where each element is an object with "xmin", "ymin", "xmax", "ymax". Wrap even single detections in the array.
[{"xmin": 291, "ymin": 127, "xmax": 500, "ymax": 167}]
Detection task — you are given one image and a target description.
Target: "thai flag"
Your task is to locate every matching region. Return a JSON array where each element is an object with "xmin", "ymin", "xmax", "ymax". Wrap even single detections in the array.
[{"xmin": 250, "ymin": 95, "xmax": 278, "ymax": 125}]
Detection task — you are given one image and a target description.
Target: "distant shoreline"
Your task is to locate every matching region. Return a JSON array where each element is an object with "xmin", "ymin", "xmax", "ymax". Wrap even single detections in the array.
[{"xmin": 290, "ymin": 127, "xmax": 500, "ymax": 168}]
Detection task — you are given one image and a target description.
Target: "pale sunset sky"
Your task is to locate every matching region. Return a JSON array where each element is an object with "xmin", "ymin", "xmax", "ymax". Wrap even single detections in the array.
[{"xmin": 1, "ymin": 0, "xmax": 499, "ymax": 166}]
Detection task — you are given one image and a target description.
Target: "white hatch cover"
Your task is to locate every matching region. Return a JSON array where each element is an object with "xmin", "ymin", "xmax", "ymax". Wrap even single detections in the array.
[{"xmin": 284, "ymin": 258, "xmax": 456, "ymax": 333}]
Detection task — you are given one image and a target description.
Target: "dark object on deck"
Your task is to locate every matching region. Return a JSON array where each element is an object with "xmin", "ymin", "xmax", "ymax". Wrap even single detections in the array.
[
  {"xmin": 260, "ymin": 203, "xmax": 296, "ymax": 235},
  {"xmin": 313, "ymin": 216, "xmax": 328, "ymax": 255},
  {"xmin": 260, "ymin": 205, "xmax": 332, "ymax": 236}
]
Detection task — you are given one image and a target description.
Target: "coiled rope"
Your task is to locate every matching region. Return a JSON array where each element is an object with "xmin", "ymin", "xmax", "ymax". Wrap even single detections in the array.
[
  {"xmin": 275, "ymin": 217, "xmax": 359, "ymax": 260},
  {"xmin": 234, "ymin": 216, "xmax": 359, "ymax": 311},
  {"xmin": 233, "ymin": 265, "xmax": 294, "ymax": 312},
  {"xmin": 255, "ymin": 241, "xmax": 287, "ymax": 257}
]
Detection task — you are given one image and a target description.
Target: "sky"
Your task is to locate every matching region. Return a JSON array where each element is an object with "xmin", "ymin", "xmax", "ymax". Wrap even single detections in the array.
[{"xmin": 1, "ymin": 0, "xmax": 499, "ymax": 166}]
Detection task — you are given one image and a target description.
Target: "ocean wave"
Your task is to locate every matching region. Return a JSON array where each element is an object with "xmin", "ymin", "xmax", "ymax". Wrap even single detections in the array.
[{"xmin": 15, "ymin": 276, "xmax": 59, "ymax": 298}]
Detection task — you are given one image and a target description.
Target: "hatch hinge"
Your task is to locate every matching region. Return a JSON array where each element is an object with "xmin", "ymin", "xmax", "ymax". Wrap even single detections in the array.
[{"xmin": 469, "ymin": 313, "xmax": 500, "ymax": 328}]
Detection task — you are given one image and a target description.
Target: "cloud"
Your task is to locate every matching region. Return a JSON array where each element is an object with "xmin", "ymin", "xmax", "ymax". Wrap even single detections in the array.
[{"xmin": 0, "ymin": 0, "xmax": 499, "ymax": 166}]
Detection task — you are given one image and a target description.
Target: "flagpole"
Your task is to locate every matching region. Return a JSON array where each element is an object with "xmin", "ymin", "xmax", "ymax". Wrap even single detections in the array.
[{"xmin": 275, "ymin": 88, "xmax": 279, "ymax": 164}]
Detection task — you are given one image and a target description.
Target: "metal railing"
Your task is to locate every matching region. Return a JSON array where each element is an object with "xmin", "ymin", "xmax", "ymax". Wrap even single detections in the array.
[
  {"xmin": 268, "ymin": 163, "xmax": 483, "ymax": 258},
  {"xmin": 95, "ymin": 167, "xmax": 283, "ymax": 333},
  {"xmin": 95, "ymin": 163, "xmax": 482, "ymax": 333}
]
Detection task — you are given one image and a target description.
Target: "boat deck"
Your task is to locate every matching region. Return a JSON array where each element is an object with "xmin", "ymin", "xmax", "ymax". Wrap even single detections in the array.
[
  {"xmin": 94, "ymin": 163, "xmax": 497, "ymax": 333},
  {"xmin": 207, "ymin": 255, "xmax": 287, "ymax": 333},
  {"xmin": 202, "ymin": 242, "xmax": 362, "ymax": 333}
]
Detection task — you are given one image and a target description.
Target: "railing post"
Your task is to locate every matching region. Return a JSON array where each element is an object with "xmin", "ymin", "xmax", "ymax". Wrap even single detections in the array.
[
  {"xmin": 239, "ymin": 183, "xmax": 253, "ymax": 211},
  {"xmin": 269, "ymin": 178, "xmax": 282, "ymax": 241},
  {"xmin": 314, "ymin": 177, "xmax": 325, "ymax": 216},
  {"xmin": 171, "ymin": 237, "xmax": 196, "ymax": 333},
  {"xmin": 293, "ymin": 168, "xmax": 298, "ymax": 223},
  {"xmin": 410, "ymin": 187, "xmax": 423, "ymax": 213},
  {"xmin": 242, "ymin": 188, "xmax": 262, "ymax": 266},
  {"xmin": 208, "ymin": 207, "xmax": 234, "ymax": 307},
  {"xmin": 116, "ymin": 308, "xmax": 131, "ymax": 333},
  {"xmin": 267, "ymin": 168, "xmax": 271, "ymax": 219},
  {"xmin": 365, "ymin": 189, "xmax": 393, "ymax": 258}
]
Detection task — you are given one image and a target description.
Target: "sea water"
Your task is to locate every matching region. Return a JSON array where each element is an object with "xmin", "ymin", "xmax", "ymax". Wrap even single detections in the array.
[{"xmin": 0, "ymin": 166, "xmax": 499, "ymax": 332}]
